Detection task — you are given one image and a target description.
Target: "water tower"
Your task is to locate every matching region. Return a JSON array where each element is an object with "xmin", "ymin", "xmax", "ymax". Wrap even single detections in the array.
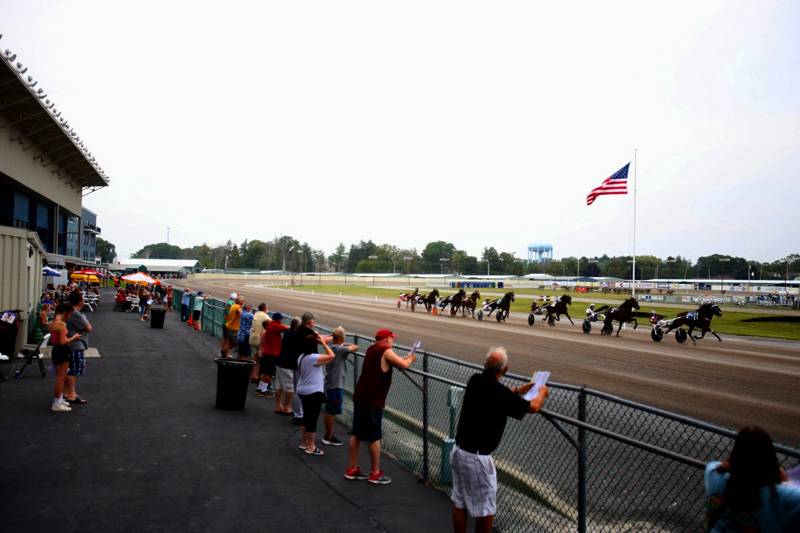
[{"xmin": 527, "ymin": 243, "xmax": 553, "ymax": 263}]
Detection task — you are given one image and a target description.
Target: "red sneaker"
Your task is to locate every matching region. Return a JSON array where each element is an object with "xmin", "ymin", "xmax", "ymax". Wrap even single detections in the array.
[
  {"xmin": 344, "ymin": 467, "xmax": 368, "ymax": 481},
  {"xmin": 367, "ymin": 470, "xmax": 392, "ymax": 485}
]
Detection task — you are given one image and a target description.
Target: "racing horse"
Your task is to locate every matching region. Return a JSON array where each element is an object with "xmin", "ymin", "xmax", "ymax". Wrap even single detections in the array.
[
  {"xmin": 480, "ymin": 291, "xmax": 515, "ymax": 322},
  {"xmin": 398, "ymin": 288, "xmax": 420, "ymax": 309},
  {"xmin": 438, "ymin": 289, "xmax": 466, "ymax": 315},
  {"xmin": 663, "ymin": 303, "xmax": 722, "ymax": 344},
  {"xmin": 461, "ymin": 290, "xmax": 481, "ymax": 318},
  {"xmin": 596, "ymin": 298, "xmax": 640, "ymax": 336},
  {"xmin": 540, "ymin": 295, "xmax": 574, "ymax": 326},
  {"xmin": 420, "ymin": 288, "xmax": 440, "ymax": 313}
]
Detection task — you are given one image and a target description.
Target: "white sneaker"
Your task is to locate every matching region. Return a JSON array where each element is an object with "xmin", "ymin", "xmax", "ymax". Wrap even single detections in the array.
[
  {"xmin": 57, "ymin": 398, "xmax": 70, "ymax": 406},
  {"xmin": 51, "ymin": 402, "xmax": 72, "ymax": 412}
]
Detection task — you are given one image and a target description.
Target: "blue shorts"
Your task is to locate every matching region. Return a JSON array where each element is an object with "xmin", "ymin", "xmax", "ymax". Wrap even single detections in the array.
[
  {"xmin": 237, "ymin": 340, "xmax": 251, "ymax": 357},
  {"xmin": 68, "ymin": 349, "xmax": 85, "ymax": 376},
  {"xmin": 325, "ymin": 388, "xmax": 344, "ymax": 415}
]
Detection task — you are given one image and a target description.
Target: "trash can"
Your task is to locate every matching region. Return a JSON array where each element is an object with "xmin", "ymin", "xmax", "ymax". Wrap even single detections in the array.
[
  {"xmin": 150, "ymin": 306, "xmax": 166, "ymax": 329},
  {"xmin": 214, "ymin": 358, "xmax": 255, "ymax": 410},
  {"xmin": 0, "ymin": 311, "xmax": 22, "ymax": 359}
]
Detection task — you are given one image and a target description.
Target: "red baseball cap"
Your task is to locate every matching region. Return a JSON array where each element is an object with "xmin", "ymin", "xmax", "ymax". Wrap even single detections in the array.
[{"xmin": 375, "ymin": 328, "xmax": 396, "ymax": 340}]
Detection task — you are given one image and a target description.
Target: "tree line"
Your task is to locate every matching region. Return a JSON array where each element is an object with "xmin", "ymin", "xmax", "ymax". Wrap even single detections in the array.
[{"xmin": 115, "ymin": 237, "xmax": 800, "ymax": 281}]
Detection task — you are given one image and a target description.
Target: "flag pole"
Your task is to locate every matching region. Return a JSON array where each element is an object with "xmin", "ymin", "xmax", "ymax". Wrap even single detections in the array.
[{"xmin": 632, "ymin": 149, "xmax": 638, "ymax": 298}]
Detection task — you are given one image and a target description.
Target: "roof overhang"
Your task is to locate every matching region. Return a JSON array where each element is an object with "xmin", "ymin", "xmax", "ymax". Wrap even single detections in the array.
[{"xmin": 0, "ymin": 43, "xmax": 109, "ymax": 189}]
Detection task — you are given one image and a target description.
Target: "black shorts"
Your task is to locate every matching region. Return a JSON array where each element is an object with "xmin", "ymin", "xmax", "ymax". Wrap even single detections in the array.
[
  {"xmin": 259, "ymin": 355, "xmax": 277, "ymax": 376},
  {"xmin": 51, "ymin": 344, "xmax": 71, "ymax": 366},
  {"xmin": 192, "ymin": 310, "xmax": 201, "ymax": 321},
  {"xmin": 352, "ymin": 403, "xmax": 384, "ymax": 443},
  {"xmin": 299, "ymin": 392, "xmax": 324, "ymax": 433}
]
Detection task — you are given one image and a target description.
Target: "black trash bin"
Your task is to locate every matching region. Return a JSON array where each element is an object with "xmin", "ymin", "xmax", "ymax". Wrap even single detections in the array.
[
  {"xmin": 0, "ymin": 311, "xmax": 22, "ymax": 358},
  {"xmin": 150, "ymin": 306, "xmax": 166, "ymax": 329},
  {"xmin": 214, "ymin": 358, "xmax": 255, "ymax": 410}
]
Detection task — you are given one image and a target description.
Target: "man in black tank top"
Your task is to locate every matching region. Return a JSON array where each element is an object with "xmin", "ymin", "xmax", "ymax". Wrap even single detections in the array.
[{"xmin": 345, "ymin": 328, "xmax": 416, "ymax": 485}]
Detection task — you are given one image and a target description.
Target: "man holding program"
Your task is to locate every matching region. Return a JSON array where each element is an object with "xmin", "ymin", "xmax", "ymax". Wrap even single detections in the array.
[{"xmin": 451, "ymin": 346, "xmax": 549, "ymax": 533}]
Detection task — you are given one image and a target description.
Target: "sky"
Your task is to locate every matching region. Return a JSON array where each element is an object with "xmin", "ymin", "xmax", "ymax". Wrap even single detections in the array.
[{"xmin": 2, "ymin": 1, "xmax": 798, "ymax": 262}]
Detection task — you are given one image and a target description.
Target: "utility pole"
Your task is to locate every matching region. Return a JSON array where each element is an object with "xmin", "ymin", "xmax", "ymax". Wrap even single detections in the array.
[{"xmin": 166, "ymin": 226, "xmax": 170, "ymax": 244}]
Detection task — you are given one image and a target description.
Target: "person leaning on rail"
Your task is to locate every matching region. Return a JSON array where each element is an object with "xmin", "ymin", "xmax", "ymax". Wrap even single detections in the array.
[{"xmin": 451, "ymin": 347, "xmax": 549, "ymax": 533}]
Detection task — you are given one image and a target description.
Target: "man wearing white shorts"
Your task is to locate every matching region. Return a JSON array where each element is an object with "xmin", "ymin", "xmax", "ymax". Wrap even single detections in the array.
[{"xmin": 451, "ymin": 347, "xmax": 549, "ymax": 533}]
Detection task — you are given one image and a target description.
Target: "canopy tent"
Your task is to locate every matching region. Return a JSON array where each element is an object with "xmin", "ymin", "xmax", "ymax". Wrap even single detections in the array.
[
  {"xmin": 73, "ymin": 269, "xmax": 105, "ymax": 277},
  {"xmin": 42, "ymin": 266, "xmax": 61, "ymax": 277},
  {"xmin": 121, "ymin": 272, "xmax": 158, "ymax": 285}
]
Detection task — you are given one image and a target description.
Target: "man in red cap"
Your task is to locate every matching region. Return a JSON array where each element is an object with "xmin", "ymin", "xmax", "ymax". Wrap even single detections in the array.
[{"xmin": 345, "ymin": 328, "xmax": 416, "ymax": 485}]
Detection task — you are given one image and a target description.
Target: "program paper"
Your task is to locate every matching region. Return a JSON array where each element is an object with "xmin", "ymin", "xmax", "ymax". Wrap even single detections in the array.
[{"xmin": 523, "ymin": 371, "xmax": 551, "ymax": 401}]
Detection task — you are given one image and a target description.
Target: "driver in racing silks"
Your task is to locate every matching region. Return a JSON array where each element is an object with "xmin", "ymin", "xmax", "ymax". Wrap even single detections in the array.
[
  {"xmin": 483, "ymin": 297, "xmax": 502, "ymax": 312},
  {"xmin": 585, "ymin": 303, "xmax": 598, "ymax": 321}
]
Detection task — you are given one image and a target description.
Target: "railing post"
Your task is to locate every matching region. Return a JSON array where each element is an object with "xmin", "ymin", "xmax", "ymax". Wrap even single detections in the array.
[
  {"xmin": 352, "ymin": 335, "xmax": 359, "ymax": 386},
  {"xmin": 578, "ymin": 386, "xmax": 588, "ymax": 533},
  {"xmin": 422, "ymin": 350, "xmax": 430, "ymax": 482}
]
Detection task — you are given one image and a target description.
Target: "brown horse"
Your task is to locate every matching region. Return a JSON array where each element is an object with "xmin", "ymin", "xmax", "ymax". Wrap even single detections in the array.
[
  {"xmin": 461, "ymin": 290, "xmax": 481, "ymax": 318},
  {"xmin": 540, "ymin": 295, "xmax": 574, "ymax": 326},
  {"xmin": 596, "ymin": 298, "xmax": 640, "ymax": 336},
  {"xmin": 664, "ymin": 303, "xmax": 722, "ymax": 344}
]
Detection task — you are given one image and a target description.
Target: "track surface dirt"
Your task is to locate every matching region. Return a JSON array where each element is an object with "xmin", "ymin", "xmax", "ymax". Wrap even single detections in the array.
[{"xmin": 187, "ymin": 280, "xmax": 800, "ymax": 444}]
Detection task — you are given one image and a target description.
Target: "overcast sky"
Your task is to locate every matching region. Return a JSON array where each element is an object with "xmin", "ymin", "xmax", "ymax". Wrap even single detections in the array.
[{"xmin": 3, "ymin": 1, "xmax": 798, "ymax": 262}]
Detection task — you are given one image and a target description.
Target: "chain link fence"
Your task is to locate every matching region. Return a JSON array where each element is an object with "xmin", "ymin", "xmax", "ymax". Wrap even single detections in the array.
[{"xmin": 195, "ymin": 296, "xmax": 799, "ymax": 532}]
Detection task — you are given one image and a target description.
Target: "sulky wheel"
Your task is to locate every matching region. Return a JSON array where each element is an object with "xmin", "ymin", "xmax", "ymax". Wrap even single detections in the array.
[
  {"xmin": 675, "ymin": 329, "xmax": 688, "ymax": 344},
  {"xmin": 601, "ymin": 322, "xmax": 613, "ymax": 336},
  {"xmin": 547, "ymin": 316, "xmax": 556, "ymax": 327},
  {"xmin": 450, "ymin": 306, "xmax": 457, "ymax": 316},
  {"xmin": 410, "ymin": 301, "xmax": 416, "ymax": 312},
  {"xmin": 582, "ymin": 320, "xmax": 591, "ymax": 334},
  {"xmin": 496, "ymin": 310, "xmax": 507, "ymax": 322},
  {"xmin": 651, "ymin": 327, "xmax": 664, "ymax": 342},
  {"xmin": 477, "ymin": 310, "xmax": 484, "ymax": 321},
  {"xmin": 528, "ymin": 314, "xmax": 535, "ymax": 327}
]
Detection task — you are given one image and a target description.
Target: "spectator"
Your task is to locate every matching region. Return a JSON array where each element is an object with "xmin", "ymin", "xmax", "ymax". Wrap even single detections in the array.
[
  {"xmin": 451, "ymin": 347, "xmax": 548, "ymax": 533},
  {"xmin": 222, "ymin": 296, "xmax": 242, "ymax": 358},
  {"xmin": 250, "ymin": 303, "xmax": 271, "ymax": 383},
  {"xmin": 296, "ymin": 333, "xmax": 337, "ymax": 456},
  {"xmin": 322, "ymin": 327, "xmax": 357, "ymax": 446},
  {"xmin": 257, "ymin": 313, "xmax": 287, "ymax": 401},
  {"xmin": 291, "ymin": 312, "xmax": 325, "ymax": 425},
  {"xmin": 345, "ymin": 329, "xmax": 416, "ymax": 485},
  {"xmin": 192, "ymin": 291, "xmax": 205, "ymax": 331},
  {"xmin": 64, "ymin": 291, "xmax": 93, "ymax": 406},
  {"xmin": 49, "ymin": 303, "xmax": 81, "ymax": 412},
  {"xmin": 180, "ymin": 288, "xmax": 191, "ymax": 322},
  {"xmin": 220, "ymin": 292, "xmax": 238, "ymax": 357},
  {"xmin": 38, "ymin": 303, "xmax": 51, "ymax": 336},
  {"xmin": 165, "ymin": 285, "xmax": 173, "ymax": 312},
  {"xmin": 705, "ymin": 426, "xmax": 800, "ymax": 532},
  {"xmin": 274, "ymin": 317, "xmax": 301, "ymax": 415},
  {"xmin": 237, "ymin": 303, "xmax": 254, "ymax": 362}
]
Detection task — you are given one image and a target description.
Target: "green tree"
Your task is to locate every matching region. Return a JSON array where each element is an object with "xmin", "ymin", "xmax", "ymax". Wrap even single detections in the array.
[
  {"xmin": 132, "ymin": 242, "xmax": 183, "ymax": 259},
  {"xmin": 480, "ymin": 247, "xmax": 502, "ymax": 275},
  {"xmin": 96, "ymin": 237, "xmax": 116, "ymax": 263},
  {"xmin": 422, "ymin": 241, "xmax": 456, "ymax": 273},
  {"xmin": 328, "ymin": 243, "xmax": 348, "ymax": 272}
]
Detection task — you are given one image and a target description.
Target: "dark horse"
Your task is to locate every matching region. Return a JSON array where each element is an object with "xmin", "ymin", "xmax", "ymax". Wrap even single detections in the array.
[
  {"xmin": 421, "ymin": 288, "xmax": 440, "ymax": 313},
  {"xmin": 596, "ymin": 298, "xmax": 640, "ymax": 336},
  {"xmin": 541, "ymin": 295, "xmax": 574, "ymax": 326},
  {"xmin": 439, "ymin": 289, "xmax": 466, "ymax": 315},
  {"xmin": 461, "ymin": 290, "xmax": 481, "ymax": 318},
  {"xmin": 485, "ymin": 291, "xmax": 515, "ymax": 322},
  {"xmin": 664, "ymin": 303, "xmax": 722, "ymax": 344}
]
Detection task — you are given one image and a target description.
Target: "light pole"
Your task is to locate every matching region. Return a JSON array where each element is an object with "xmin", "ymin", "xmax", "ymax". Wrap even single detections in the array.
[
  {"xmin": 718, "ymin": 257, "xmax": 731, "ymax": 293},
  {"xmin": 403, "ymin": 256, "xmax": 413, "ymax": 288},
  {"xmin": 287, "ymin": 245, "xmax": 296, "ymax": 286},
  {"xmin": 439, "ymin": 257, "xmax": 449, "ymax": 275},
  {"xmin": 368, "ymin": 255, "xmax": 378, "ymax": 285}
]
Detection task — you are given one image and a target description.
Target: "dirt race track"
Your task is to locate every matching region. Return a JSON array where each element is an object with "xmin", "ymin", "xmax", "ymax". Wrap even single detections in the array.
[{"xmin": 187, "ymin": 279, "xmax": 800, "ymax": 445}]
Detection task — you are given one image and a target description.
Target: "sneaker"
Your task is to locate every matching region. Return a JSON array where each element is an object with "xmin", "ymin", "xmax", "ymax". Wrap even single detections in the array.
[
  {"xmin": 304, "ymin": 447, "xmax": 324, "ymax": 456},
  {"xmin": 51, "ymin": 402, "xmax": 71, "ymax": 413},
  {"xmin": 368, "ymin": 471, "xmax": 392, "ymax": 485},
  {"xmin": 322, "ymin": 435, "xmax": 343, "ymax": 446},
  {"xmin": 254, "ymin": 389, "xmax": 270, "ymax": 397},
  {"xmin": 344, "ymin": 467, "xmax": 369, "ymax": 481},
  {"xmin": 298, "ymin": 444, "xmax": 307, "ymax": 450}
]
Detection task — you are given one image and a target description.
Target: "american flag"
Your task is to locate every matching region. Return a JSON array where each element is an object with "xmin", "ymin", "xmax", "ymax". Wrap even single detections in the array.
[{"xmin": 586, "ymin": 163, "xmax": 630, "ymax": 206}]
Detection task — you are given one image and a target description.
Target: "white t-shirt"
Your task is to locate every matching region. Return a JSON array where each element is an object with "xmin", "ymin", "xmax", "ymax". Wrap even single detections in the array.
[{"xmin": 296, "ymin": 353, "xmax": 325, "ymax": 395}]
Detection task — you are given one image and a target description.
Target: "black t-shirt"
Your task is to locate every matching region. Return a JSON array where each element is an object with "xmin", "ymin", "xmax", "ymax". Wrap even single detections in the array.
[
  {"xmin": 455, "ymin": 371, "xmax": 530, "ymax": 454},
  {"xmin": 276, "ymin": 330, "xmax": 299, "ymax": 369}
]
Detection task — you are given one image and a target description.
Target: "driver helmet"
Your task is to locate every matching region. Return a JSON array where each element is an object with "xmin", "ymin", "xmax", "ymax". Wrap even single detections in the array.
[{"xmin": 589, "ymin": 303, "xmax": 595, "ymax": 309}]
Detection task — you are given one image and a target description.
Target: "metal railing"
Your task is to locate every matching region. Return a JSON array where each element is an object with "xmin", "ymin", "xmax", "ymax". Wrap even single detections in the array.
[{"xmin": 194, "ymin": 296, "xmax": 800, "ymax": 532}]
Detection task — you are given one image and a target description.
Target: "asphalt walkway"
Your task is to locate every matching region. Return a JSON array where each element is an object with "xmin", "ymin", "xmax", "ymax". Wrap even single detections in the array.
[{"xmin": 0, "ymin": 290, "xmax": 452, "ymax": 532}]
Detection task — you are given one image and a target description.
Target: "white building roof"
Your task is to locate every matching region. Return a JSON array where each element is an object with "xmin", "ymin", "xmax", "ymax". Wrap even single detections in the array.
[{"xmin": 114, "ymin": 258, "xmax": 200, "ymax": 269}]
